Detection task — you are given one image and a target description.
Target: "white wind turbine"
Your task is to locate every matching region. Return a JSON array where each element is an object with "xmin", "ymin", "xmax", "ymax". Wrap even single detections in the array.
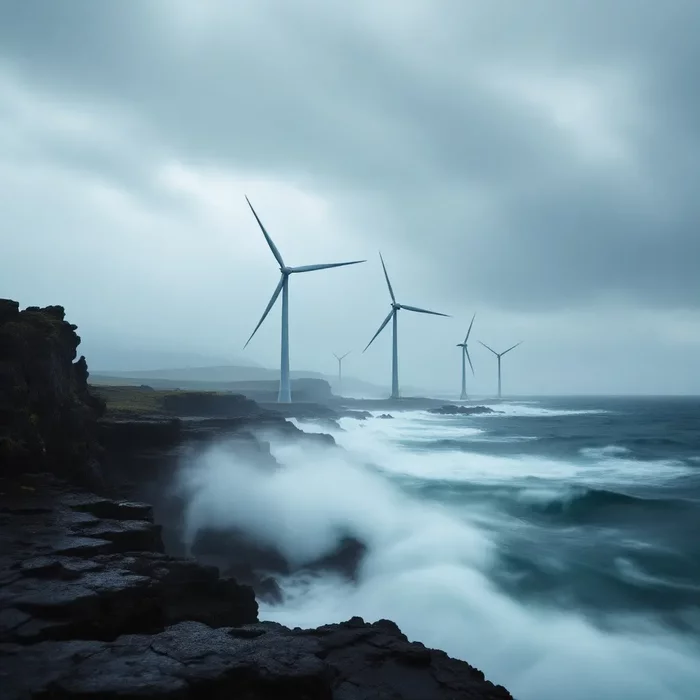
[
  {"xmin": 363, "ymin": 253, "xmax": 449, "ymax": 399},
  {"xmin": 333, "ymin": 351, "xmax": 351, "ymax": 396},
  {"xmin": 243, "ymin": 197, "xmax": 365, "ymax": 403},
  {"xmin": 479, "ymin": 340, "xmax": 523, "ymax": 398},
  {"xmin": 457, "ymin": 313, "xmax": 476, "ymax": 400}
]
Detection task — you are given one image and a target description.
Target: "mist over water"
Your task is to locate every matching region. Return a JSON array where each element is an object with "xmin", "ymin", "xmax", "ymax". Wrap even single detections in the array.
[{"xmin": 179, "ymin": 398, "xmax": 700, "ymax": 700}]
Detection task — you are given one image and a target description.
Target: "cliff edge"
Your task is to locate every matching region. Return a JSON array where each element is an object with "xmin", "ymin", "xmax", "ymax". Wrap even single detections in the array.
[{"xmin": 0, "ymin": 300, "xmax": 105, "ymax": 485}]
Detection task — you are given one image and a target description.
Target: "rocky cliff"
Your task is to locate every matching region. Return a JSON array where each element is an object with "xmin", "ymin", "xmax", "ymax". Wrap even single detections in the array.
[{"xmin": 0, "ymin": 300, "xmax": 105, "ymax": 486}]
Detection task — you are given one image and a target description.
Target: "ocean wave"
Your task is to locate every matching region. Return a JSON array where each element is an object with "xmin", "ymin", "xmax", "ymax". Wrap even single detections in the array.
[
  {"xmin": 422, "ymin": 436, "xmax": 539, "ymax": 451},
  {"xmin": 478, "ymin": 402, "xmax": 610, "ymax": 418},
  {"xmin": 517, "ymin": 485, "xmax": 684, "ymax": 521},
  {"xmin": 176, "ymin": 414, "xmax": 700, "ymax": 700},
  {"xmin": 580, "ymin": 445, "xmax": 632, "ymax": 459}
]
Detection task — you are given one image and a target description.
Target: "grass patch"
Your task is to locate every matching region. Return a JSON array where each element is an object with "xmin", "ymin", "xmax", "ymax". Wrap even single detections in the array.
[{"xmin": 92, "ymin": 385, "xmax": 249, "ymax": 418}]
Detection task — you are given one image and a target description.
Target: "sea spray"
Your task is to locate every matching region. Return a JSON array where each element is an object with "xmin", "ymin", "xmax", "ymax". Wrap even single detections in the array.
[{"xmin": 177, "ymin": 402, "xmax": 700, "ymax": 700}]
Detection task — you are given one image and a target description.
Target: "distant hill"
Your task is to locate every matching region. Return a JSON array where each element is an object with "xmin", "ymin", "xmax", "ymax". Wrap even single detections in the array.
[
  {"xmin": 90, "ymin": 364, "xmax": 388, "ymax": 398},
  {"xmin": 82, "ymin": 338, "xmax": 262, "ymax": 373}
]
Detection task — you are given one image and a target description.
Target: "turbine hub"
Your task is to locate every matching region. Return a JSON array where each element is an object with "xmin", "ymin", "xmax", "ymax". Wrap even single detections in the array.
[
  {"xmin": 392, "ymin": 302, "xmax": 401, "ymax": 310},
  {"xmin": 281, "ymin": 266, "xmax": 291, "ymax": 275}
]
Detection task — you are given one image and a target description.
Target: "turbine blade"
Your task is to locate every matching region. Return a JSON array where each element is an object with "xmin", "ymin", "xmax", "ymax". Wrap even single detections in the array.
[
  {"xmin": 401, "ymin": 304, "xmax": 450, "ymax": 317},
  {"xmin": 479, "ymin": 340, "xmax": 498, "ymax": 355},
  {"xmin": 341, "ymin": 351, "xmax": 351, "ymax": 360},
  {"xmin": 290, "ymin": 260, "xmax": 365, "ymax": 273},
  {"xmin": 465, "ymin": 346, "xmax": 475, "ymax": 375},
  {"xmin": 379, "ymin": 252, "xmax": 396, "ymax": 303},
  {"xmin": 245, "ymin": 196, "xmax": 285, "ymax": 268},
  {"xmin": 363, "ymin": 310, "xmax": 394, "ymax": 352},
  {"xmin": 502, "ymin": 341, "xmax": 523, "ymax": 356},
  {"xmin": 243, "ymin": 275, "xmax": 284, "ymax": 348},
  {"xmin": 464, "ymin": 312, "xmax": 476, "ymax": 343},
  {"xmin": 333, "ymin": 353, "xmax": 340, "ymax": 360}
]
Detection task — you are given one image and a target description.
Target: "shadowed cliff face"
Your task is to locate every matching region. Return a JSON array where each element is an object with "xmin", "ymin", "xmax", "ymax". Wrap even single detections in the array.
[{"xmin": 0, "ymin": 299, "xmax": 105, "ymax": 485}]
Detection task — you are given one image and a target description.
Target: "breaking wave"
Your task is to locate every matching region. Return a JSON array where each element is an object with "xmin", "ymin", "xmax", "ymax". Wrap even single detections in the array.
[{"xmin": 177, "ymin": 403, "xmax": 700, "ymax": 700}]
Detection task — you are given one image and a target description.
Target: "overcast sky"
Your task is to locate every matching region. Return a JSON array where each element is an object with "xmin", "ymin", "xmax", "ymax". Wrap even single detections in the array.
[{"xmin": 2, "ymin": 0, "xmax": 699, "ymax": 395}]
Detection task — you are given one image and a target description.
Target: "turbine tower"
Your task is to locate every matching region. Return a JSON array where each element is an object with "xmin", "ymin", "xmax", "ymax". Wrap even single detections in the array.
[
  {"xmin": 457, "ymin": 313, "xmax": 476, "ymax": 400},
  {"xmin": 479, "ymin": 340, "xmax": 523, "ymax": 398},
  {"xmin": 364, "ymin": 253, "xmax": 449, "ymax": 400},
  {"xmin": 333, "ymin": 351, "xmax": 351, "ymax": 396},
  {"xmin": 243, "ymin": 197, "xmax": 365, "ymax": 403}
]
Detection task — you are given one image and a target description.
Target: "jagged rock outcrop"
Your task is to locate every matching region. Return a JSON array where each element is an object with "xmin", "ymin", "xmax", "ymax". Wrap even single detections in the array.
[
  {"xmin": 2, "ymin": 618, "xmax": 513, "ymax": 700},
  {"xmin": 0, "ymin": 300, "xmax": 105, "ymax": 486},
  {"xmin": 0, "ymin": 473, "xmax": 258, "ymax": 647}
]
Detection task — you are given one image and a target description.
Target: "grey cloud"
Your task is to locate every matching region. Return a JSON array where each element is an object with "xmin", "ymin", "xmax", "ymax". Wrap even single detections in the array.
[{"xmin": 1, "ymin": 0, "xmax": 700, "ymax": 393}]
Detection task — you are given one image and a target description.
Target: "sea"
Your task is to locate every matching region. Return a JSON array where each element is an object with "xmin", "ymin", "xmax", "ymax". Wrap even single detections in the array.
[{"xmin": 183, "ymin": 396, "xmax": 700, "ymax": 700}]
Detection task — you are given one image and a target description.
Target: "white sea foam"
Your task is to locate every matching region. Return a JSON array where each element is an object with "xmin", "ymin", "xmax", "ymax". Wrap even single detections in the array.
[{"xmin": 177, "ymin": 409, "xmax": 700, "ymax": 700}]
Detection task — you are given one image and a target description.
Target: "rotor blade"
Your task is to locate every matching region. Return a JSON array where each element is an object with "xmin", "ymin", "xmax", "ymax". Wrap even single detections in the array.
[
  {"xmin": 465, "ymin": 346, "xmax": 475, "ymax": 375},
  {"xmin": 245, "ymin": 196, "xmax": 285, "ymax": 268},
  {"xmin": 401, "ymin": 304, "xmax": 450, "ymax": 317},
  {"xmin": 464, "ymin": 312, "xmax": 476, "ymax": 343},
  {"xmin": 501, "ymin": 341, "xmax": 523, "ymax": 356},
  {"xmin": 341, "ymin": 351, "xmax": 351, "ymax": 360},
  {"xmin": 333, "ymin": 353, "xmax": 340, "ymax": 360},
  {"xmin": 290, "ymin": 260, "xmax": 365, "ymax": 273},
  {"xmin": 363, "ymin": 310, "xmax": 394, "ymax": 352},
  {"xmin": 479, "ymin": 340, "xmax": 498, "ymax": 356},
  {"xmin": 378, "ymin": 252, "xmax": 396, "ymax": 303},
  {"xmin": 243, "ymin": 275, "xmax": 284, "ymax": 348}
]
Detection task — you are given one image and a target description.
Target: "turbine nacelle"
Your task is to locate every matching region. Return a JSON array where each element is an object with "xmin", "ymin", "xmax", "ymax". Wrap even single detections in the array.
[{"xmin": 363, "ymin": 252, "xmax": 449, "ymax": 358}]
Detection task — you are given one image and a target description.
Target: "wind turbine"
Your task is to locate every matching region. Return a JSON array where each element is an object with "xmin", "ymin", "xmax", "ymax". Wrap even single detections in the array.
[
  {"xmin": 363, "ymin": 253, "xmax": 449, "ymax": 399},
  {"xmin": 333, "ymin": 351, "xmax": 351, "ymax": 396},
  {"xmin": 457, "ymin": 313, "xmax": 476, "ymax": 400},
  {"xmin": 243, "ymin": 197, "xmax": 365, "ymax": 403},
  {"xmin": 479, "ymin": 340, "xmax": 523, "ymax": 398}
]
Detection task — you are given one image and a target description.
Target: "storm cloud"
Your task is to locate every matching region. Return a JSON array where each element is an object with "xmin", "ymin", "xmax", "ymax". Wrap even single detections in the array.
[{"xmin": 1, "ymin": 0, "xmax": 699, "ymax": 394}]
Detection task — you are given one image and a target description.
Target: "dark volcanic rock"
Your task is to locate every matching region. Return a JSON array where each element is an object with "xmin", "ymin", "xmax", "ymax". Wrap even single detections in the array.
[
  {"xmin": 377, "ymin": 413, "xmax": 394, "ymax": 419},
  {"xmin": 0, "ymin": 300, "xmax": 105, "ymax": 486},
  {"xmin": 344, "ymin": 410, "xmax": 371, "ymax": 420},
  {"xmin": 161, "ymin": 391, "xmax": 265, "ymax": 418},
  {"xmin": 1, "ymin": 618, "xmax": 514, "ymax": 700},
  {"xmin": 428, "ymin": 405, "xmax": 500, "ymax": 416},
  {"xmin": 0, "ymin": 474, "xmax": 257, "ymax": 647}
]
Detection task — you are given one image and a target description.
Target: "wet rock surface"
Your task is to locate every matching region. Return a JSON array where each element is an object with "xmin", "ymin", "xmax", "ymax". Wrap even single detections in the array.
[
  {"xmin": 428, "ymin": 405, "xmax": 500, "ymax": 416},
  {"xmin": 0, "ymin": 473, "xmax": 258, "ymax": 648},
  {"xmin": 0, "ymin": 473, "xmax": 514, "ymax": 699}
]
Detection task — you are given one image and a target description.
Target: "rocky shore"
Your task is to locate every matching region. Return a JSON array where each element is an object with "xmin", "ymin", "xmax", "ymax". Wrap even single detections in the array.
[
  {"xmin": 0, "ymin": 299, "xmax": 515, "ymax": 699},
  {"xmin": 0, "ymin": 472, "xmax": 513, "ymax": 699}
]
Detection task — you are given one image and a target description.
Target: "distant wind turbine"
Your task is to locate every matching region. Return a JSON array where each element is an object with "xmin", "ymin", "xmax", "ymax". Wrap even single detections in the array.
[
  {"xmin": 243, "ymin": 196, "xmax": 365, "ymax": 403},
  {"xmin": 479, "ymin": 340, "xmax": 523, "ymax": 398},
  {"xmin": 457, "ymin": 313, "xmax": 476, "ymax": 400},
  {"xmin": 364, "ymin": 253, "xmax": 449, "ymax": 399},
  {"xmin": 333, "ymin": 351, "xmax": 351, "ymax": 396}
]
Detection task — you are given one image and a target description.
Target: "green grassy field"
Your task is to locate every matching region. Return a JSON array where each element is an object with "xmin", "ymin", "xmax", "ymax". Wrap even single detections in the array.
[{"xmin": 93, "ymin": 385, "xmax": 214, "ymax": 417}]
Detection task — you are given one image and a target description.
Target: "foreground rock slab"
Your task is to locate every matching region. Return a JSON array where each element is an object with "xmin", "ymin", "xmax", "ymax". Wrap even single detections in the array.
[
  {"xmin": 0, "ymin": 473, "xmax": 258, "ymax": 646},
  {"xmin": 1, "ymin": 617, "xmax": 513, "ymax": 699}
]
